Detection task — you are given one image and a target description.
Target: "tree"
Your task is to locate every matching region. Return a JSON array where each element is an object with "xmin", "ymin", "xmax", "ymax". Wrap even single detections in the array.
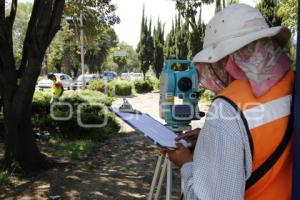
[
  {"xmin": 256, "ymin": 0, "xmax": 283, "ymax": 27},
  {"xmin": 12, "ymin": 2, "xmax": 32, "ymax": 66},
  {"xmin": 175, "ymin": 1, "xmax": 208, "ymax": 57},
  {"xmin": 188, "ymin": 7, "xmax": 205, "ymax": 58},
  {"xmin": 48, "ymin": 19, "xmax": 75, "ymax": 74},
  {"xmin": 164, "ymin": 21, "xmax": 176, "ymax": 59},
  {"xmin": 113, "ymin": 55, "xmax": 127, "ymax": 73},
  {"xmin": 277, "ymin": 0, "xmax": 298, "ymax": 32},
  {"xmin": 175, "ymin": 14, "xmax": 189, "ymax": 60},
  {"xmin": 117, "ymin": 42, "xmax": 140, "ymax": 72},
  {"xmin": 64, "ymin": 0, "xmax": 120, "ymax": 40},
  {"xmin": 227, "ymin": 0, "xmax": 239, "ymax": 5},
  {"xmin": 0, "ymin": 0, "xmax": 65, "ymax": 171},
  {"xmin": 85, "ymin": 27, "xmax": 118, "ymax": 73},
  {"xmin": 153, "ymin": 19, "xmax": 165, "ymax": 78},
  {"xmin": 137, "ymin": 7, "xmax": 153, "ymax": 78}
]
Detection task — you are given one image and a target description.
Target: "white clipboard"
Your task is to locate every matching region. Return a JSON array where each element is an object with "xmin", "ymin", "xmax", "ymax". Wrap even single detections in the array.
[{"xmin": 109, "ymin": 107, "xmax": 189, "ymax": 149}]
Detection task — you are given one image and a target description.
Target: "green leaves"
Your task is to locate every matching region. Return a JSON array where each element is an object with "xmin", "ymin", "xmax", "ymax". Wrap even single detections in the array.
[
  {"xmin": 137, "ymin": 8, "xmax": 153, "ymax": 77},
  {"xmin": 277, "ymin": 0, "xmax": 298, "ymax": 32},
  {"xmin": 256, "ymin": 0, "xmax": 283, "ymax": 27}
]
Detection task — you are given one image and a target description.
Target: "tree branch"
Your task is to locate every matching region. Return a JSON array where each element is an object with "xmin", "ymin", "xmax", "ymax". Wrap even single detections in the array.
[
  {"xmin": 48, "ymin": 0, "xmax": 65, "ymax": 43},
  {"xmin": 0, "ymin": 0, "xmax": 4, "ymax": 19},
  {"xmin": 18, "ymin": 0, "xmax": 42, "ymax": 76},
  {"xmin": 7, "ymin": 0, "xmax": 18, "ymax": 30}
]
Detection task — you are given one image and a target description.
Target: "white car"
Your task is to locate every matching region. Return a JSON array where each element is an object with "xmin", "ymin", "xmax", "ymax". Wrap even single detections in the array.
[
  {"xmin": 71, "ymin": 74, "xmax": 98, "ymax": 90},
  {"xmin": 37, "ymin": 73, "xmax": 73, "ymax": 90},
  {"xmin": 120, "ymin": 72, "xmax": 143, "ymax": 80}
]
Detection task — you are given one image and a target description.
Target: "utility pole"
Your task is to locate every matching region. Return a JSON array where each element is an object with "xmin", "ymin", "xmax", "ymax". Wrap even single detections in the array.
[{"xmin": 80, "ymin": 4, "xmax": 86, "ymax": 88}]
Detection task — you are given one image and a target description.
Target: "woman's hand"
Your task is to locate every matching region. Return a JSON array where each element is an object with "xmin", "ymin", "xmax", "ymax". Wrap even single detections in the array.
[
  {"xmin": 176, "ymin": 128, "xmax": 201, "ymax": 150},
  {"xmin": 167, "ymin": 143, "xmax": 193, "ymax": 167}
]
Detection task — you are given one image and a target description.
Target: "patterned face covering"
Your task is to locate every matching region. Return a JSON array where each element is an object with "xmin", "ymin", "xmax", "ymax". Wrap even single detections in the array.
[
  {"xmin": 195, "ymin": 38, "xmax": 291, "ymax": 96},
  {"xmin": 195, "ymin": 58, "xmax": 233, "ymax": 93},
  {"xmin": 230, "ymin": 38, "xmax": 291, "ymax": 97}
]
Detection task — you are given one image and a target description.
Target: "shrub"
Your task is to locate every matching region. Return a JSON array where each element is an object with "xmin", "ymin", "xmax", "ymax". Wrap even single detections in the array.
[
  {"xmin": 0, "ymin": 170, "xmax": 10, "ymax": 188},
  {"xmin": 147, "ymin": 77, "xmax": 160, "ymax": 90},
  {"xmin": 114, "ymin": 80, "xmax": 132, "ymax": 96},
  {"xmin": 32, "ymin": 91, "xmax": 52, "ymax": 114},
  {"xmin": 134, "ymin": 79, "xmax": 154, "ymax": 94},
  {"xmin": 87, "ymin": 79, "xmax": 107, "ymax": 93},
  {"xmin": 32, "ymin": 90, "xmax": 120, "ymax": 140},
  {"xmin": 201, "ymin": 89, "xmax": 215, "ymax": 104}
]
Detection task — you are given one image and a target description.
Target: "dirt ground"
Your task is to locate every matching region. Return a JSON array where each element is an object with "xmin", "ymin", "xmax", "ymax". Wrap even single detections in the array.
[{"xmin": 0, "ymin": 92, "xmax": 208, "ymax": 200}]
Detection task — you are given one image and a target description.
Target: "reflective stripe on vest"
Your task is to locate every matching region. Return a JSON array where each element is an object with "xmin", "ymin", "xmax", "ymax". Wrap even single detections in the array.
[
  {"xmin": 244, "ymin": 95, "xmax": 292, "ymax": 129},
  {"xmin": 218, "ymin": 70, "xmax": 294, "ymax": 200}
]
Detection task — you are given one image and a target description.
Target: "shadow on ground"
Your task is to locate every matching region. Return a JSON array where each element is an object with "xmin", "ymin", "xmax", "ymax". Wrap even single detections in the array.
[{"xmin": 0, "ymin": 132, "xmax": 181, "ymax": 200}]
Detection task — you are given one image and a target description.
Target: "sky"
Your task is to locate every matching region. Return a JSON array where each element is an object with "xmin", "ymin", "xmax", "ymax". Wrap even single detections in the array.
[{"xmin": 19, "ymin": 0, "xmax": 259, "ymax": 48}]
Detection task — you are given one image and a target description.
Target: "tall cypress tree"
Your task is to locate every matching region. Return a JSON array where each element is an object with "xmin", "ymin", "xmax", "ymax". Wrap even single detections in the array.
[
  {"xmin": 188, "ymin": 6, "xmax": 205, "ymax": 58},
  {"xmin": 175, "ymin": 13, "xmax": 189, "ymax": 60},
  {"xmin": 165, "ymin": 20, "xmax": 176, "ymax": 59},
  {"xmin": 153, "ymin": 18, "xmax": 165, "ymax": 78},
  {"xmin": 137, "ymin": 7, "xmax": 153, "ymax": 78}
]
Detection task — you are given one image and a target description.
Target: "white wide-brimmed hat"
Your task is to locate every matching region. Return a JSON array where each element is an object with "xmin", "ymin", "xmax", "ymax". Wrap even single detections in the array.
[{"xmin": 193, "ymin": 3, "xmax": 291, "ymax": 63}]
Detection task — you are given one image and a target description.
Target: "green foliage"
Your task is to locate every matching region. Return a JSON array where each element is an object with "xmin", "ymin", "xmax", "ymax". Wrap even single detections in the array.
[
  {"xmin": 85, "ymin": 28, "xmax": 119, "ymax": 73},
  {"xmin": 50, "ymin": 137, "xmax": 94, "ymax": 160},
  {"xmin": 12, "ymin": 3, "xmax": 32, "ymax": 66},
  {"xmin": 165, "ymin": 10, "xmax": 205, "ymax": 60},
  {"xmin": 87, "ymin": 79, "xmax": 108, "ymax": 93},
  {"xmin": 48, "ymin": 20, "xmax": 75, "ymax": 73},
  {"xmin": 12, "ymin": 1, "xmax": 120, "ymax": 75},
  {"xmin": 65, "ymin": 0, "xmax": 120, "ymax": 37},
  {"xmin": 0, "ymin": 170, "xmax": 10, "ymax": 188},
  {"xmin": 175, "ymin": 0, "xmax": 214, "ymax": 19},
  {"xmin": 227, "ymin": 0, "xmax": 239, "ymax": 5},
  {"xmin": 114, "ymin": 80, "xmax": 133, "ymax": 96},
  {"xmin": 102, "ymin": 54, "xmax": 119, "ymax": 72},
  {"xmin": 175, "ymin": 15, "xmax": 189, "ymax": 60},
  {"xmin": 277, "ymin": 0, "xmax": 298, "ymax": 32},
  {"xmin": 134, "ymin": 78, "xmax": 155, "ymax": 93},
  {"xmin": 256, "ymin": 0, "xmax": 283, "ymax": 27},
  {"xmin": 113, "ymin": 56, "xmax": 127, "ymax": 73},
  {"xmin": 175, "ymin": 0, "xmax": 209, "ymax": 58},
  {"xmin": 200, "ymin": 89, "xmax": 215, "ymax": 104},
  {"xmin": 137, "ymin": 7, "xmax": 154, "ymax": 77},
  {"xmin": 153, "ymin": 19, "xmax": 165, "ymax": 78},
  {"xmin": 188, "ymin": 9, "xmax": 206, "ymax": 58},
  {"xmin": 32, "ymin": 90, "xmax": 120, "ymax": 140},
  {"xmin": 147, "ymin": 77, "xmax": 160, "ymax": 90},
  {"xmin": 110, "ymin": 42, "xmax": 140, "ymax": 73}
]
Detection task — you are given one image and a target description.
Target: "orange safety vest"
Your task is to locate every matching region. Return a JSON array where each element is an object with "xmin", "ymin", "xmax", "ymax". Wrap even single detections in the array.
[{"xmin": 217, "ymin": 70, "xmax": 294, "ymax": 200}]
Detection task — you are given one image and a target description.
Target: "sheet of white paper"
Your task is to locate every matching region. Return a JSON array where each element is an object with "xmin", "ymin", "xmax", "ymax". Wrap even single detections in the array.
[{"xmin": 110, "ymin": 108, "xmax": 188, "ymax": 148}]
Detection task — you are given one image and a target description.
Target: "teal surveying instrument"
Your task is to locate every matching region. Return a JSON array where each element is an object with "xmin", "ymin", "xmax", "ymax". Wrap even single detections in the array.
[
  {"xmin": 149, "ymin": 60, "xmax": 205, "ymax": 200},
  {"xmin": 159, "ymin": 59, "xmax": 205, "ymax": 131}
]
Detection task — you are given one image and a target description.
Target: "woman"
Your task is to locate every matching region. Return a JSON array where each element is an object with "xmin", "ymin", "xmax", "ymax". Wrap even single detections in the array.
[{"xmin": 168, "ymin": 4, "xmax": 294, "ymax": 200}]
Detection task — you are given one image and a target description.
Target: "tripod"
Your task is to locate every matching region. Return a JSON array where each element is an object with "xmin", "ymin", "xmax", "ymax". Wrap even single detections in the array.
[
  {"xmin": 148, "ymin": 128, "xmax": 188, "ymax": 200},
  {"xmin": 148, "ymin": 154, "xmax": 173, "ymax": 200}
]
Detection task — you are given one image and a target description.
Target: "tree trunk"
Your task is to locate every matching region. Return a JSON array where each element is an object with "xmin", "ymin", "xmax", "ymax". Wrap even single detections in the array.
[
  {"xmin": 4, "ymin": 104, "xmax": 50, "ymax": 171},
  {"xmin": 0, "ymin": 0, "xmax": 65, "ymax": 172},
  {"xmin": 3, "ymin": 58, "xmax": 50, "ymax": 171}
]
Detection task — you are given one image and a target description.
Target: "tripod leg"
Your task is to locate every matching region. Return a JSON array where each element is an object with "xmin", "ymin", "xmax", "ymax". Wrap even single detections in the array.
[
  {"xmin": 154, "ymin": 156, "xmax": 168, "ymax": 200},
  {"xmin": 148, "ymin": 155, "xmax": 163, "ymax": 200},
  {"xmin": 166, "ymin": 160, "xmax": 172, "ymax": 200}
]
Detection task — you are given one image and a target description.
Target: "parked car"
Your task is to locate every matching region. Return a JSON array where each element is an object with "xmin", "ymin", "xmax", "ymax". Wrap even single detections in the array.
[
  {"xmin": 120, "ymin": 73, "xmax": 130, "ymax": 80},
  {"xmin": 71, "ymin": 74, "xmax": 98, "ymax": 90},
  {"xmin": 101, "ymin": 71, "xmax": 117, "ymax": 81},
  {"xmin": 120, "ymin": 72, "xmax": 143, "ymax": 80},
  {"xmin": 37, "ymin": 73, "xmax": 73, "ymax": 90}
]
